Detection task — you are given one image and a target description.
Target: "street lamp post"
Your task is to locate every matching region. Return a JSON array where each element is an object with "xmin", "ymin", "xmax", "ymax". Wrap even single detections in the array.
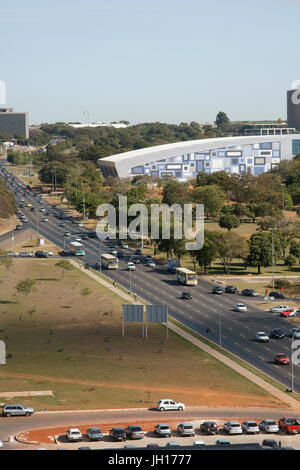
[
  {"xmin": 81, "ymin": 183, "xmax": 86, "ymax": 222},
  {"xmin": 219, "ymin": 310, "xmax": 222, "ymax": 347},
  {"xmin": 99, "ymin": 240, "xmax": 102, "ymax": 273}
]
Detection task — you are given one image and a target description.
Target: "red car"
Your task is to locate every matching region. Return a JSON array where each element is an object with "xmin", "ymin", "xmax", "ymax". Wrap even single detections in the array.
[
  {"xmin": 274, "ymin": 353, "xmax": 290, "ymax": 365},
  {"xmin": 280, "ymin": 309, "xmax": 296, "ymax": 318}
]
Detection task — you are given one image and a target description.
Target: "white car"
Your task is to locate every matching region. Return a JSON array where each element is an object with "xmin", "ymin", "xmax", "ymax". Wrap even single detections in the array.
[
  {"xmin": 42, "ymin": 218, "xmax": 48, "ymax": 222},
  {"xmin": 157, "ymin": 399, "xmax": 185, "ymax": 412},
  {"xmin": 0, "ymin": 440, "xmax": 3, "ymax": 448},
  {"xmin": 255, "ymin": 331, "xmax": 270, "ymax": 342},
  {"xmin": 121, "ymin": 243, "xmax": 129, "ymax": 249},
  {"xmin": 235, "ymin": 303, "xmax": 247, "ymax": 312},
  {"xmin": 177, "ymin": 422, "xmax": 195, "ymax": 436},
  {"xmin": 127, "ymin": 262, "xmax": 136, "ymax": 271},
  {"xmin": 223, "ymin": 421, "xmax": 243, "ymax": 434},
  {"xmin": 147, "ymin": 260, "xmax": 156, "ymax": 267},
  {"xmin": 259, "ymin": 420, "xmax": 279, "ymax": 433},
  {"xmin": 269, "ymin": 305, "xmax": 290, "ymax": 313},
  {"xmin": 111, "ymin": 250, "xmax": 117, "ymax": 255},
  {"xmin": 289, "ymin": 328, "xmax": 300, "ymax": 339},
  {"xmin": 65, "ymin": 428, "xmax": 82, "ymax": 441},
  {"xmin": 242, "ymin": 421, "xmax": 259, "ymax": 434}
]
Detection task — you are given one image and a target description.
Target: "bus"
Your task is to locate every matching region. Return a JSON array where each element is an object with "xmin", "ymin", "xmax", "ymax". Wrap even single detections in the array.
[
  {"xmin": 69, "ymin": 241, "xmax": 85, "ymax": 256},
  {"xmin": 101, "ymin": 253, "xmax": 118, "ymax": 270},
  {"xmin": 176, "ymin": 267, "xmax": 198, "ymax": 286}
]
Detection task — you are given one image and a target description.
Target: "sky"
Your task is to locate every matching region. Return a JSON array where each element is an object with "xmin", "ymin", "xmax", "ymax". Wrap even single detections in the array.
[{"xmin": 1, "ymin": 0, "xmax": 300, "ymax": 125}]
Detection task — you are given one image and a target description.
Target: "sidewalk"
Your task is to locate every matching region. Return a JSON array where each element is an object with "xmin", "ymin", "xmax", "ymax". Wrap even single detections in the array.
[{"xmin": 71, "ymin": 260, "xmax": 300, "ymax": 411}]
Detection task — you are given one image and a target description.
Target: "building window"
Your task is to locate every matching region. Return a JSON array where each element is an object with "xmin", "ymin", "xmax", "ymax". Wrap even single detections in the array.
[
  {"xmin": 292, "ymin": 139, "xmax": 300, "ymax": 155},
  {"xmin": 260, "ymin": 142, "xmax": 272, "ymax": 150}
]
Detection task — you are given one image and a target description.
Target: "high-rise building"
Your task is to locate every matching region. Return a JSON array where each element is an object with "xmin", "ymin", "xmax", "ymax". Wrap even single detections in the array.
[
  {"xmin": 0, "ymin": 107, "xmax": 29, "ymax": 139},
  {"xmin": 287, "ymin": 88, "xmax": 300, "ymax": 131}
]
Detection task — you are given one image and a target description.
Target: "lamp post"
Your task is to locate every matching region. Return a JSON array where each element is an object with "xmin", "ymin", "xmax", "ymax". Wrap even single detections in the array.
[
  {"xmin": 139, "ymin": 200, "xmax": 146, "ymax": 250},
  {"xmin": 291, "ymin": 328, "xmax": 300, "ymax": 393},
  {"xmin": 99, "ymin": 239, "xmax": 102, "ymax": 273},
  {"xmin": 268, "ymin": 227, "xmax": 277, "ymax": 291},
  {"xmin": 81, "ymin": 183, "xmax": 86, "ymax": 222},
  {"xmin": 219, "ymin": 310, "xmax": 222, "ymax": 347}
]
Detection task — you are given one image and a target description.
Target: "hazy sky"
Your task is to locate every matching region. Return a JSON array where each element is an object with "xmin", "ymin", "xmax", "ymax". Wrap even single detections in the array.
[{"xmin": 1, "ymin": 0, "xmax": 299, "ymax": 124}]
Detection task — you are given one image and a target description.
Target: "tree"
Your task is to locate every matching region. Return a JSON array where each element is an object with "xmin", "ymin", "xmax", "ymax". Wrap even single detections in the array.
[
  {"xmin": 215, "ymin": 111, "xmax": 230, "ymax": 129},
  {"xmin": 162, "ymin": 181, "xmax": 190, "ymax": 206},
  {"xmin": 284, "ymin": 254, "xmax": 298, "ymax": 270},
  {"xmin": 196, "ymin": 232, "xmax": 218, "ymax": 274},
  {"xmin": 218, "ymin": 214, "xmax": 240, "ymax": 231},
  {"xmin": 55, "ymin": 260, "xmax": 74, "ymax": 280},
  {"xmin": 247, "ymin": 233, "xmax": 273, "ymax": 274},
  {"xmin": 192, "ymin": 185, "xmax": 225, "ymax": 218},
  {"xmin": 15, "ymin": 279, "xmax": 36, "ymax": 304},
  {"xmin": 212, "ymin": 231, "xmax": 249, "ymax": 274}
]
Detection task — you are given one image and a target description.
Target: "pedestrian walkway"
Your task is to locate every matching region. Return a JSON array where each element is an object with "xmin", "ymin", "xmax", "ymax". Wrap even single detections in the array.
[{"xmin": 71, "ymin": 260, "xmax": 300, "ymax": 411}]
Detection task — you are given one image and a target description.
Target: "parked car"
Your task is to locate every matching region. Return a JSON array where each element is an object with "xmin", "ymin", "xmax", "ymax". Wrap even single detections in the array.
[
  {"xmin": 154, "ymin": 423, "xmax": 171, "ymax": 437},
  {"xmin": 274, "ymin": 353, "xmax": 290, "ymax": 365},
  {"xmin": 241, "ymin": 289, "xmax": 258, "ymax": 297},
  {"xmin": 86, "ymin": 427, "xmax": 103, "ymax": 441},
  {"xmin": 269, "ymin": 305, "xmax": 290, "ymax": 313},
  {"xmin": 157, "ymin": 399, "xmax": 185, "ymax": 411},
  {"xmin": 269, "ymin": 291, "xmax": 286, "ymax": 299},
  {"xmin": 235, "ymin": 303, "xmax": 247, "ymax": 312},
  {"xmin": 262, "ymin": 439, "xmax": 280, "ymax": 449},
  {"xmin": 181, "ymin": 292, "xmax": 192, "ymax": 300},
  {"xmin": 212, "ymin": 286, "xmax": 223, "ymax": 295},
  {"xmin": 200, "ymin": 421, "xmax": 219, "ymax": 435},
  {"xmin": 255, "ymin": 331, "xmax": 270, "ymax": 342},
  {"xmin": 177, "ymin": 422, "xmax": 195, "ymax": 436},
  {"xmin": 2, "ymin": 404, "xmax": 34, "ymax": 417},
  {"xmin": 109, "ymin": 427, "xmax": 126, "ymax": 441},
  {"xmin": 193, "ymin": 441, "xmax": 205, "ymax": 446},
  {"xmin": 288, "ymin": 328, "xmax": 300, "ymax": 339},
  {"xmin": 65, "ymin": 428, "xmax": 82, "ymax": 442},
  {"xmin": 241, "ymin": 421, "xmax": 259, "ymax": 434},
  {"xmin": 270, "ymin": 328, "xmax": 284, "ymax": 339},
  {"xmin": 216, "ymin": 439, "xmax": 231, "ymax": 446},
  {"xmin": 165, "ymin": 441, "xmax": 180, "ymax": 448},
  {"xmin": 278, "ymin": 417, "xmax": 300, "ymax": 434},
  {"xmin": 224, "ymin": 285, "xmax": 238, "ymax": 294},
  {"xmin": 125, "ymin": 425, "xmax": 144, "ymax": 439},
  {"xmin": 147, "ymin": 443, "xmax": 160, "ymax": 448},
  {"xmin": 35, "ymin": 251, "xmax": 49, "ymax": 258},
  {"xmin": 7, "ymin": 251, "xmax": 19, "ymax": 257},
  {"xmin": 259, "ymin": 420, "xmax": 279, "ymax": 434},
  {"xmin": 280, "ymin": 309, "xmax": 296, "ymax": 318},
  {"xmin": 223, "ymin": 421, "xmax": 242, "ymax": 434}
]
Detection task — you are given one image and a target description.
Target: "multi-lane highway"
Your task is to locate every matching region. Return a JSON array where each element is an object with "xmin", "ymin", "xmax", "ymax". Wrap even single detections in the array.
[{"xmin": 1, "ymin": 162, "xmax": 300, "ymax": 395}]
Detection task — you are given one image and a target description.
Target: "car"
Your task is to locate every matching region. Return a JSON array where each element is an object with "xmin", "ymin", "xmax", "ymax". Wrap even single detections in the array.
[
  {"xmin": 81, "ymin": 234, "xmax": 89, "ymax": 240},
  {"xmin": 269, "ymin": 291, "xmax": 287, "ymax": 299},
  {"xmin": 131, "ymin": 257, "xmax": 140, "ymax": 264},
  {"xmin": 134, "ymin": 249, "xmax": 142, "ymax": 255},
  {"xmin": 146, "ymin": 443, "xmax": 160, "ymax": 448},
  {"xmin": 7, "ymin": 251, "xmax": 19, "ymax": 257},
  {"xmin": 177, "ymin": 422, "xmax": 195, "ymax": 436},
  {"xmin": 0, "ymin": 440, "xmax": 3, "ymax": 448},
  {"xmin": 288, "ymin": 328, "xmax": 300, "ymax": 339},
  {"xmin": 127, "ymin": 262, "xmax": 136, "ymax": 270},
  {"xmin": 121, "ymin": 243, "xmax": 129, "ymax": 249},
  {"xmin": 88, "ymin": 232, "xmax": 97, "ymax": 238},
  {"xmin": 59, "ymin": 223, "xmax": 66, "ymax": 227},
  {"xmin": 30, "ymin": 206, "xmax": 35, "ymax": 211},
  {"xmin": 274, "ymin": 353, "xmax": 290, "ymax": 365},
  {"xmin": 3, "ymin": 404, "xmax": 34, "ymax": 417},
  {"xmin": 109, "ymin": 427, "xmax": 126, "ymax": 441},
  {"xmin": 235, "ymin": 303, "xmax": 247, "ymax": 312},
  {"xmin": 42, "ymin": 218, "xmax": 48, "ymax": 222},
  {"xmin": 157, "ymin": 399, "xmax": 185, "ymax": 411},
  {"xmin": 86, "ymin": 427, "xmax": 103, "ymax": 441},
  {"xmin": 147, "ymin": 260, "xmax": 156, "ymax": 267},
  {"xmin": 64, "ymin": 231, "xmax": 71, "ymax": 237},
  {"xmin": 181, "ymin": 292, "xmax": 192, "ymax": 300},
  {"xmin": 153, "ymin": 423, "xmax": 171, "ymax": 437},
  {"xmin": 269, "ymin": 305, "xmax": 290, "ymax": 313},
  {"xmin": 193, "ymin": 441, "xmax": 205, "ymax": 446},
  {"xmin": 241, "ymin": 289, "xmax": 258, "ymax": 297},
  {"xmin": 35, "ymin": 251, "xmax": 49, "ymax": 258},
  {"xmin": 212, "ymin": 286, "xmax": 223, "ymax": 294},
  {"xmin": 270, "ymin": 328, "xmax": 284, "ymax": 339},
  {"xmin": 40, "ymin": 207, "xmax": 45, "ymax": 212},
  {"xmin": 255, "ymin": 331, "xmax": 270, "ymax": 342},
  {"xmin": 280, "ymin": 308, "xmax": 296, "ymax": 318},
  {"xmin": 200, "ymin": 421, "xmax": 219, "ymax": 435},
  {"xmin": 19, "ymin": 251, "xmax": 33, "ymax": 257},
  {"xmin": 223, "ymin": 421, "xmax": 243, "ymax": 434},
  {"xmin": 241, "ymin": 421, "xmax": 259, "ymax": 434},
  {"xmin": 261, "ymin": 439, "xmax": 279, "ymax": 449},
  {"xmin": 259, "ymin": 420, "xmax": 279, "ymax": 434},
  {"xmin": 65, "ymin": 428, "xmax": 82, "ymax": 442},
  {"xmin": 111, "ymin": 250, "xmax": 117, "ymax": 255},
  {"xmin": 224, "ymin": 285, "xmax": 238, "ymax": 294},
  {"xmin": 26, "ymin": 203, "xmax": 32, "ymax": 207},
  {"xmin": 216, "ymin": 439, "xmax": 231, "ymax": 446},
  {"xmin": 15, "ymin": 225, "xmax": 22, "ymax": 230},
  {"xmin": 165, "ymin": 441, "xmax": 180, "ymax": 448},
  {"xmin": 125, "ymin": 425, "xmax": 144, "ymax": 439}
]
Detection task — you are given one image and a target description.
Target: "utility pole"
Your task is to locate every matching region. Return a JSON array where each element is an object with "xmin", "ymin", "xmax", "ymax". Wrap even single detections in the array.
[{"xmin": 269, "ymin": 227, "xmax": 277, "ymax": 291}]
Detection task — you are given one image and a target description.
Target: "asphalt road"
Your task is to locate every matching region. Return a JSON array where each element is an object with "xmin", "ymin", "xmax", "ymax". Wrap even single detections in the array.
[{"xmin": 1, "ymin": 164, "xmax": 300, "ymax": 396}]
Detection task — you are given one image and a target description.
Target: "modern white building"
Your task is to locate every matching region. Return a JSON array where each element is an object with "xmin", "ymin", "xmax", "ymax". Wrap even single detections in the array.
[{"xmin": 98, "ymin": 134, "xmax": 300, "ymax": 181}]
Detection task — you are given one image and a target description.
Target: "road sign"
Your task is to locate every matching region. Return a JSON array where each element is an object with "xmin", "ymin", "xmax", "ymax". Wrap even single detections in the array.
[
  {"xmin": 122, "ymin": 304, "xmax": 144, "ymax": 336},
  {"xmin": 146, "ymin": 304, "xmax": 168, "ymax": 338}
]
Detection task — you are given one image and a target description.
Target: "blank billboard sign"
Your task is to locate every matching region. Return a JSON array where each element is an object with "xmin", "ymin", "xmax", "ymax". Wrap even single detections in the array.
[
  {"xmin": 122, "ymin": 304, "xmax": 144, "ymax": 336},
  {"xmin": 146, "ymin": 305, "xmax": 167, "ymax": 322}
]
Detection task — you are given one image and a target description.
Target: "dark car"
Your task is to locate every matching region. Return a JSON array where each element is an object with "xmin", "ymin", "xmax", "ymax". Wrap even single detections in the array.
[
  {"xmin": 109, "ymin": 427, "xmax": 126, "ymax": 441},
  {"xmin": 35, "ymin": 251, "xmax": 49, "ymax": 258},
  {"xmin": 262, "ymin": 439, "xmax": 279, "ymax": 449},
  {"xmin": 124, "ymin": 425, "xmax": 144, "ymax": 440},
  {"xmin": 241, "ymin": 289, "xmax": 258, "ymax": 297},
  {"xmin": 86, "ymin": 427, "xmax": 103, "ymax": 441},
  {"xmin": 30, "ymin": 206, "xmax": 35, "ymax": 211},
  {"xmin": 212, "ymin": 286, "xmax": 223, "ymax": 295},
  {"xmin": 224, "ymin": 285, "xmax": 238, "ymax": 294},
  {"xmin": 270, "ymin": 328, "xmax": 284, "ymax": 339},
  {"xmin": 134, "ymin": 249, "xmax": 142, "ymax": 255},
  {"xmin": 269, "ymin": 291, "xmax": 286, "ymax": 299},
  {"xmin": 131, "ymin": 257, "xmax": 140, "ymax": 264},
  {"xmin": 15, "ymin": 225, "xmax": 22, "ymax": 230},
  {"xmin": 181, "ymin": 292, "xmax": 192, "ymax": 300},
  {"xmin": 88, "ymin": 232, "xmax": 97, "ymax": 239},
  {"xmin": 81, "ymin": 234, "xmax": 89, "ymax": 240},
  {"xmin": 200, "ymin": 421, "xmax": 219, "ymax": 435}
]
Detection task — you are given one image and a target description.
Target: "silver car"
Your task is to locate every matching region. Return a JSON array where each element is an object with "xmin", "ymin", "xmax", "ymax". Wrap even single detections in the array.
[
  {"xmin": 259, "ymin": 420, "xmax": 279, "ymax": 433},
  {"xmin": 289, "ymin": 328, "xmax": 300, "ymax": 339},
  {"xmin": 3, "ymin": 404, "xmax": 34, "ymax": 417},
  {"xmin": 154, "ymin": 423, "xmax": 171, "ymax": 437},
  {"xmin": 223, "ymin": 421, "xmax": 242, "ymax": 434},
  {"xmin": 242, "ymin": 420, "xmax": 259, "ymax": 434},
  {"xmin": 177, "ymin": 422, "xmax": 195, "ymax": 436},
  {"xmin": 255, "ymin": 331, "xmax": 270, "ymax": 342}
]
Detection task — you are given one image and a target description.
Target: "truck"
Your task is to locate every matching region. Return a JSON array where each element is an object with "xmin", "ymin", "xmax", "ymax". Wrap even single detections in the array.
[
  {"xmin": 167, "ymin": 258, "xmax": 181, "ymax": 273},
  {"xmin": 278, "ymin": 417, "xmax": 300, "ymax": 434}
]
